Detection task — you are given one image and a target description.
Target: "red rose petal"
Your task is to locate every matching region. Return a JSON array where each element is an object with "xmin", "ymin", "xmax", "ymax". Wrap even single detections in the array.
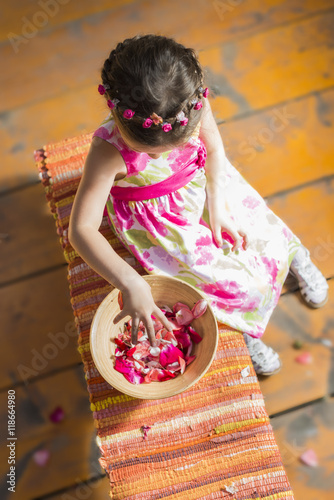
[{"xmin": 188, "ymin": 326, "xmax": 203, "ymax": 344}]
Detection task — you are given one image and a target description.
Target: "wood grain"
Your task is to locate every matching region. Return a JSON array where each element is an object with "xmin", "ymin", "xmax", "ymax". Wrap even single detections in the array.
[
  {"xmin": 199, "ymin": 10, "xmax": 334, "ymax": 122},
  {"xmin": 0, "ymin": 184, "xmax": 66, "ymax": 284},
  {"xmin": 0, "ymin": 266, "xmax": 79, "ymax": 390},
  {"xmin": 271, "ymin": 398, "xmax": 334, "ymax": 500},
  {"xmin": 221, "ymin": 88, "xmax": 334, "ymax": 198},
  {"xmin": 45, "ymin": 475, "xmax": 111, "ymax": 500},
  {"xmin": 2, "ymin": 0, "xmax": 333, "ymax": 112},
  {"xmin": 1, "ymin": 0, "xmax": 136, "ymax": 41}
]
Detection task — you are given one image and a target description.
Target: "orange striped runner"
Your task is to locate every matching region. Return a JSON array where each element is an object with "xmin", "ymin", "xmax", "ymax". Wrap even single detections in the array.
[{"xmin": 34, "ymin": 134, "xmax": 294, "ymax": 499}]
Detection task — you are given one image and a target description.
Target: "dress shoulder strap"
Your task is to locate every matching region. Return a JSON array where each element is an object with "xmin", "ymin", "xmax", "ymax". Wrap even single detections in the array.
[{"xmin": 92, "ymin": 115, "xmax": 127, "ymax": 154}]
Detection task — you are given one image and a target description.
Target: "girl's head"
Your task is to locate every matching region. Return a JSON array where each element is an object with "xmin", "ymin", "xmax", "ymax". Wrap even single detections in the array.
[{"xmin": 100, "ymin": 34, "xmax": 207, "ymax": 150}]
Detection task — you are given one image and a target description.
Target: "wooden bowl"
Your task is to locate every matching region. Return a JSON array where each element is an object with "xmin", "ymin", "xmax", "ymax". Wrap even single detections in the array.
[{"xmin": 90, "ymin": 275, "xmax": 218, "ymax": 399}]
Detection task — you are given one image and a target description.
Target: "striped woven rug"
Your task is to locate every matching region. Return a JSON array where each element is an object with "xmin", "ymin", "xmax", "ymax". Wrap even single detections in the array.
[{"xmin": 34, "ymin": 134, "xmax": 294, "ymax": 500}]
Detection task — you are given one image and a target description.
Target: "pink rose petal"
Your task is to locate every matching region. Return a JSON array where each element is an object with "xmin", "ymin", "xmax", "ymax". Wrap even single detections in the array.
[
  {"xmin": 188, "ymin": 326, "xmax": 203, "ymax": 344},
  {"xmin": 115, "ymin": 357, "xmax": 144, "ymax": 384},
  {"xmin": 140, "ymin": 425, "xmax": 151, "ymax": 439},
  {"xmin": 191, "ymin": 299, "xmax": 208, "ymax": 318},
  {"xmin": 185, "ymin": 355, "xmax": 196, "ymax": 366},
  {"xmin": 159, "ymin": 344, "xmax": 184, "ymax": 367},
  {"xmin": 173, "ymin": 302, "xmax": 190, "ymax": 314},
  {"xmin": 49, "ymin": 406, "xmax": 65, "ymax": 423},
  {"xmin": 299, "ymin": 449, "xmax": 318, "ymax": 467},
  {"xmin": 33, "ymin": 449, "xmax": 50, "ymax": 467},
  {"xmin": 295, "ymin": 352, "xmax": 313, "ymax": 364},
  {"xmin": 175, "ymin": 307, "xmax": 194, "ymax": 326},
  {"xmin": 178, "ymin": 356, "xmax": 186, "ymax": 374}
]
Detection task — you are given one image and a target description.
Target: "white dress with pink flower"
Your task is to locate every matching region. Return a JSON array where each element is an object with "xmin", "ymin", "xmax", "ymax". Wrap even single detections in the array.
[{"xmin": 93, "ymin": 114, "xmax": 302, "ymax": 338}]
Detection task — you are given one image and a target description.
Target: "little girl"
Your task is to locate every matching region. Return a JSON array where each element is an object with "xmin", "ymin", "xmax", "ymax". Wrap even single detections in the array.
[{"xmin": 69, "ymin": 34, "xmax": 329, "ymax": 376}]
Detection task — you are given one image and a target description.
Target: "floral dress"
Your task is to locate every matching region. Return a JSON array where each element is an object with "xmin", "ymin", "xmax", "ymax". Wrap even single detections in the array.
[{"xmin": 93, "ymin": 114, "xmax": 302, "ymax": 338}]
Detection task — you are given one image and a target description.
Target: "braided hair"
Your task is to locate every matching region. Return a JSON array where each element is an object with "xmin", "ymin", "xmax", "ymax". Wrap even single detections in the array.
[{"xmin": 100, "ymin": 34, "xmax": 206, "ymax": 147}]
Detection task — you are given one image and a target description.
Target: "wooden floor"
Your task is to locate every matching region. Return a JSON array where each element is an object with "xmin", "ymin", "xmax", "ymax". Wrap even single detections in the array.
[{"xmin": 1, "ymin": 1, "xmax": 334, "ymax": 498}]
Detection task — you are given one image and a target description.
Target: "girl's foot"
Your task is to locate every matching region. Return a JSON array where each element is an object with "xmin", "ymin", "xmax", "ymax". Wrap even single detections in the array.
[
  {"xmin": 289, "ymin": 244, "xmax": 329, "ymax": 308},
  {"xmin": 243, "ymin": 333, "xmax": 282, "ymax": 376}
]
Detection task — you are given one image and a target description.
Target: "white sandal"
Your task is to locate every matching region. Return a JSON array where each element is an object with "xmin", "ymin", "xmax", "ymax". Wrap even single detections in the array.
[
  {"xmin": 243, "ymin": 333, "xmax": 282, "ymax": 376},
  {"xmin": 289, "ymin": 244, "xmax": 329, "ymax": 308}
]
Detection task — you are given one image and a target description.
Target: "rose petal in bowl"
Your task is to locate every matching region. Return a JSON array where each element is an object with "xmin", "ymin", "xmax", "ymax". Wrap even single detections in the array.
[
  {"xmin": 191, "ymin": 298, "xmax": 208, "ymax": 318},
  {"xmin": 175, "ymin": 307, "xmax": 194, "ymax": 326}
]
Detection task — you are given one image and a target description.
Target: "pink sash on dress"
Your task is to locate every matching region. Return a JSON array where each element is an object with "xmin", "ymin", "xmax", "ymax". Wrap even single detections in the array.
[{"xmin": 110, "ymin": 146, "xmax": 207, "ymax": 202}]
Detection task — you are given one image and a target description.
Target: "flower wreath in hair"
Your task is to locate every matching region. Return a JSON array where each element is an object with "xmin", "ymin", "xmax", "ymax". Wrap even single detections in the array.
[{"xmin": 97, "ymin": 83, "xmax": 209, "ymax": 133}]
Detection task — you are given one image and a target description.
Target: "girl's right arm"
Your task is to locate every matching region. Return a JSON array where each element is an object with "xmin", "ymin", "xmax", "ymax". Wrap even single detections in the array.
[{"xmin": 68, "ymin": 137, "xmax": 172, "ymax": 346}]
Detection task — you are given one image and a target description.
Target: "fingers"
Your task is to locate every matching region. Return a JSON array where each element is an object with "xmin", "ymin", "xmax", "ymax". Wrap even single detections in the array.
[
  {"xmin": 239, "ymin": 230, "xmax": 250, "ymax": 250},
  {"xmin": 212, "ymin": 224, "xmax": 223, "ymax": 247},
  {"xmin": 223, "ymin": 225, "xmax": 243, "ymax": 252},
  {"xmin": 215, "ymin": 225, "xmax": 249, "ymax": 252},
  {"xmin": 155, "ymin": 307, "xmax": 173, "ymax": 333},
  {"xmin": 131, "ymin": 316, "xmax": 140, "ymax": 346},
  {"xmin": 144, "ymin": 319, "xmax": 157, "ymax": 347},
  {"xmin": 113, "ymin": 309, "xmax": 127, "ymax": 324}
]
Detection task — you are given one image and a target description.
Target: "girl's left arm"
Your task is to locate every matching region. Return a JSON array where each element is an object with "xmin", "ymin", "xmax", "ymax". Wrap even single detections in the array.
[{"xmin": 199, "ymin": 99, "xmax": 250, "ymax": 251}]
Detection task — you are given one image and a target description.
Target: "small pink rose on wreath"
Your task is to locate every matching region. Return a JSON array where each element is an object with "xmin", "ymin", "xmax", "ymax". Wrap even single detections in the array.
[
  {"xmin": 162, "ymin": 122, "xmax": 172, "ymax": 132},
  {"xmin": 123, "ymin": 109, "xmax": 135, "ymax": 119},
  {"xmin": 98, "ymin": 84, "xmax": 106, "ymax": 95},
  {"xmin": 142, "ymin": 118, "xmax": 153, "ymax": 128}
]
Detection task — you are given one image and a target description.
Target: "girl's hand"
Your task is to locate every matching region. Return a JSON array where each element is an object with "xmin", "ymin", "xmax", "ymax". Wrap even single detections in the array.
[
  {"xmin": 209, "ymin": 208, "xmax": 250, "ymax": 252},
  {"xmin": 112, "ymin": 277, "xmax": 173, "ymax": 346}
]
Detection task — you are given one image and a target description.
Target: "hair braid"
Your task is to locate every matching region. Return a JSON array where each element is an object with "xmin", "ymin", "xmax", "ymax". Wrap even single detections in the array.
[{"xmin": 99, "ymin": 35, "xmax": 207, "ymax": 147}]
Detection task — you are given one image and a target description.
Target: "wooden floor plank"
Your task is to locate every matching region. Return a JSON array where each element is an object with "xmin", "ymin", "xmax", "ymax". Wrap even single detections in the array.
[
  {"xmin": 0, "ymin": 366, "xmax": 100, "ymax": 498},
  {"xmin": 2, "ymin": 13, "xmax": 334, "ymax": 191},
  {"xmin": 1, "ymin": 2, "xmax": 333, "ymax": 114},
  {"xmin": 0, "ymin": 184, "xmax": 66, "ymax": 285},
  {"xmin": 3, "ymin": 0, "xmax": 333, "ymax": 46},
  {"xmin": 0, "ymin": 365, "xmax": 90, "ymax": 443},
  {"xmin": 260, "ymin": 279, "xmax": 334, "ymax": 415},
  {"xmin": 269, "ymin": 177, "xmax": 334, "ymax": 283},
  {"xmin": 1, "ymin": 0, "xmax": 135, "ymax": 42},
  {"xmin": 221, "ymin": 88, "xmax": 334, "ymax": 198},
  {"xmin": 271, "ymin": 398, "xmax": 334, "ymax": 500},
  {"xmin": 0, "ymin": 419, "xmax": 100, "ymax": 499},
  {"xmin": 0, "ymin": 85, "xmax": 105, "ymax": 192},
  {"xmin": 0, "ymin": 266, "xmax": 81, "ymax": 391},
  {"xmin": 45, "ymin": 476, "xmax": 110, "ymax": 500},
  {"xmin": 200, "ymin": 10, "xmax": 334, "ymax": 122}
]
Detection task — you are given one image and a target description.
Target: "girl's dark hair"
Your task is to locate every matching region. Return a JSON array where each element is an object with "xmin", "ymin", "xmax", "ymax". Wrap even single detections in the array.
[{"xmin": 101, "ymin": 34, "xmax": 205, "ymax": 147}]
